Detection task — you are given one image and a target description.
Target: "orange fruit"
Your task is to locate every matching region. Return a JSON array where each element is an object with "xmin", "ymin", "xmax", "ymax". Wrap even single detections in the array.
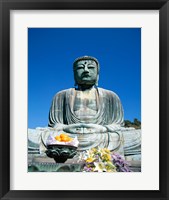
[
  {"xmin": 55, "ymin": 136, "xmax": 61, "ymax": 141},
  {"xmin": 55, "ymin": 133, "xmax": 73, "ymax": 142},
  {"xmin": 60, "ymin": 133, "xmax": 68, "ymax": 138},
  {"xmin": 61, "ymin": 136, "xmax": 69, "ymax": 142}
]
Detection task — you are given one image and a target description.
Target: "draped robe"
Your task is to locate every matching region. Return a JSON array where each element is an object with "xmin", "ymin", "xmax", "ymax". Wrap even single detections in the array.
[
  {"xmin": 48, "ymin": 87, "xmax": 124, "ymax": 151},
  {"xmin": 49, "ymin": 87, "xmax": 124, "ymax": 127}
]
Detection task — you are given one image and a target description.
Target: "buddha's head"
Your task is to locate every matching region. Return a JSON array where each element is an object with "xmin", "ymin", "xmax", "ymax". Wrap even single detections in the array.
[{"xmin": 73, "ymin": 56, "xmax": 100, "ymax": 87}]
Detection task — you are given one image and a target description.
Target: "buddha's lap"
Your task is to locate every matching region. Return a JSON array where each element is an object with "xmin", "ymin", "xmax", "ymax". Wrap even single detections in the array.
[{"xmin": 41, "ymin": 129, "xmax": 120, "ymax": 149}]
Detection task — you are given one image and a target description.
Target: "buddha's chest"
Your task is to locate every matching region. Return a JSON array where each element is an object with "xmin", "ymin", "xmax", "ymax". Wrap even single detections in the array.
[{"xmin": 73, "ymin": 89, "xmax": 98, "ymax": 119}]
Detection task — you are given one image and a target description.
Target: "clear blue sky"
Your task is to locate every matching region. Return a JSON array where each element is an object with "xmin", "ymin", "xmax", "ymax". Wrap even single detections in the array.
[{"xmin": 28, "ymin": 28, "xmax": 141, "ymax": 128}]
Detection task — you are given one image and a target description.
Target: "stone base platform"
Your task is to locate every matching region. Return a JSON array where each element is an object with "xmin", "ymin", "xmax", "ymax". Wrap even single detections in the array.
[
  {"xmin": 28, "ymin": 154, "xmax": 141, "ymax": 172},
  {"xmin": 28, "ymin": 154, "xmax": 84, "ymax": 172}
]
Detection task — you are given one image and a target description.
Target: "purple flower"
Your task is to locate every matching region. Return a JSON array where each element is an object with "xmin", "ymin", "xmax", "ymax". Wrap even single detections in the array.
[
  {"xmin": 112, "ymin": 152, "xmax": 132, "ymax": 172},
  {"xmin": 84, "ymin": 166, "xmax": 93, "ymax": 172}
]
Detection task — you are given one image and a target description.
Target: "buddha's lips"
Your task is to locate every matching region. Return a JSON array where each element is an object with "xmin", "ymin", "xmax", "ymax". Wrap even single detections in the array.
[{"xmin": 82, "ymin": 74, "xmax": 90, "ymax": 78}]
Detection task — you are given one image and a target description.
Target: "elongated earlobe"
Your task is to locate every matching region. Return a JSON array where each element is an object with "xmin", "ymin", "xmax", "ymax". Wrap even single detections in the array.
[{"xmin": 95, "ymin": 75, "xmax": 99, "ymax": 86}]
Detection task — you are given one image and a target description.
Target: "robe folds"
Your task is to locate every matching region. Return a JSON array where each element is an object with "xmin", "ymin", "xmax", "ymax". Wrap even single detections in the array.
[
  {"xmin": 48, "ymin": 87, "xmax": 124, "ymax": 128},
  {"xmin": 48, "ymin": 87, "xmax": 124, "ymax": 151}
]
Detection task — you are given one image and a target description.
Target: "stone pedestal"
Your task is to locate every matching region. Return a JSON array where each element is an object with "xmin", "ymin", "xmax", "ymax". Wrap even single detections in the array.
[
  {"xmin": 28, "ymin": 153, "xmax": 141, "ymax": 172},
  {"xmin": 28, "ymin": 154, "xmax": 84, "ymax": 172}
]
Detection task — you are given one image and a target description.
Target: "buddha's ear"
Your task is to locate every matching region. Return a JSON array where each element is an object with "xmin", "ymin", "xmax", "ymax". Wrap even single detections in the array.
[
  {"xmin": 73, "ymin": 71, "xmax": 78, "ymax": 86},
  {"xmin": 74, "ymin": 78, "xmax": 78, "ymax": 87},
  {"xmin": 95, "ymin": 75, "xmax": 99, "ymax": 86}
]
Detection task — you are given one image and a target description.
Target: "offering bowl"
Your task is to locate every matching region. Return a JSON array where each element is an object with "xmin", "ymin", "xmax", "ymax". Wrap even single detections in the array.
[{"xmin": 45, "ymin": 144, "xmax": 77, "ymax": 163}]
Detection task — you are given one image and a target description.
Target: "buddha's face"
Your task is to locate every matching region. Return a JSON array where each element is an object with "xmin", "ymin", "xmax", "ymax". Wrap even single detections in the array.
[{"xmin": 74, "ymin": 59, "xmax": 98, "ymax": 86}]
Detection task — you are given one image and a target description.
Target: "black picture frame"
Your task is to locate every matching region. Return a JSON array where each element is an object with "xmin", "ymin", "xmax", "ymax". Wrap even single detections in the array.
[{"xmin": 0, "ymin": 0, "xmax": 168, "ymax": 199}]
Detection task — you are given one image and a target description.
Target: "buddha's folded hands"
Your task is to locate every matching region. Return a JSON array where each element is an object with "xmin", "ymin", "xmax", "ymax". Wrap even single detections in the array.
[{"xmin": 62, "ymin": 123, "xmax": 107, "ymax": 134}]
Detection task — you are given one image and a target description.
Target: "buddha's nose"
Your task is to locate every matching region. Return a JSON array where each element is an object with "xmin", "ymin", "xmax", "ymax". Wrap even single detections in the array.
[{"xmin": 84, "ymin": 65, "xmax": 89, "ymax": 72}]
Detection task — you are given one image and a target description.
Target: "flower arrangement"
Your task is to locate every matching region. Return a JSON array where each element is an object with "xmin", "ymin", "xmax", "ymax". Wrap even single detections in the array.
[{"xmin": 80, "ymin": 147, "xmax": 132, "ymax": 172}]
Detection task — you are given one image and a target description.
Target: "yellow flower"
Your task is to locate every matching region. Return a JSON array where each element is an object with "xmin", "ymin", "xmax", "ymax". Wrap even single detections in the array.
[
  {"xmin": 103, "ymin": 148, "xmax": 110, "ymax": 153},
  {"xmin": 86, "ymin": 157, "xmax": 95, "ymax": 163},
  {"xmin": 91, "ymin": 148, "xmax": 98, "ymax": 153},
  {"xmin": 102, "ymin": 153, "xmax": 111, "ymax": 162},
  {"xmin": 106, "ymin": 161, "xmax": 117, "ymax": 172}
]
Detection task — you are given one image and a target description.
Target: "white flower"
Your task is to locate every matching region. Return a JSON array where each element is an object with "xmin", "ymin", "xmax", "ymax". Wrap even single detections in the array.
[
  {"xmin": 93, "ymin": 162, "xmax": 107, "ymax": 172},
  {"xmin": 77, "ymin": 151, "xmax": 88, "ymax": 162}
]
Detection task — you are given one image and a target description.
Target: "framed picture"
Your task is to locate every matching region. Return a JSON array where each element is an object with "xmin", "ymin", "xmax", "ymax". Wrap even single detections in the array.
[{"xmin": 0, "ymin": 0, "xmax": 168, "ymax": 199}]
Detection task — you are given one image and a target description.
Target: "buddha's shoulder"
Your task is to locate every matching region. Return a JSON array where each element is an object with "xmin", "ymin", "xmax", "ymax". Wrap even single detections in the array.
[
  {"xmin": 98, "ymin": 87, "xmax": 119, "ymax": 98},
  {"xmin": 53, "ymin": 88, "xmax": 75, "ymax": 97}
]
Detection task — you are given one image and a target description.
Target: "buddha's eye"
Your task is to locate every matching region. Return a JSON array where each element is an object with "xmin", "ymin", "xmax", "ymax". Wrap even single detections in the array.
[
  {"xmin": 88, "ymin": 65, "xmax": 95, "ymax": 69},
  {"xmin": 77, "ymin": 65, "xmax": 84, "ymax": 69}
]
